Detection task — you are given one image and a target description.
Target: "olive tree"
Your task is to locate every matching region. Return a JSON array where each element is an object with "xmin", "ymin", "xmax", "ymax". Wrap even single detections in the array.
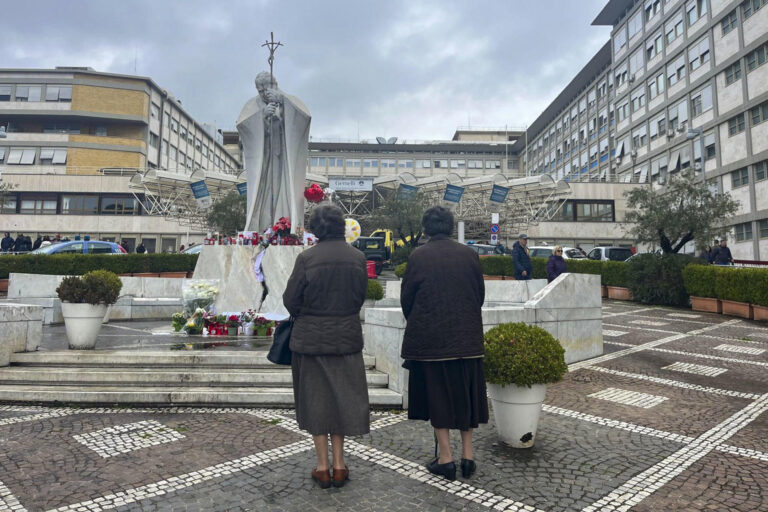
[
  {"xmin": 205, "ymin": 192, "xmax": 247, "ymax": 236},
  {"xmin": 623, "ymin": 171, "xmax": 739, "ymax": 254}
]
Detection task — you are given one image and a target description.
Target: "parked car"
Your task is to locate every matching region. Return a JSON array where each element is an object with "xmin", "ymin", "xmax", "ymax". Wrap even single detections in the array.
[
  {"xmin": 465, "ymin": 243, "xmax": 505, "ymax": 256},
  {"xmin": 352, "ymin": 236, "xmax": 387, "ymax": 274},
  {"xmin": 586, "ymin": 246, "xmax": 633, "ymax": 262},
  {"xmin": 528, "ymin": 246, "xmax": 587, "ymax": 259},
  {"xmin": 30, "ymin": 240, "xmax": 127, "ymax": 255},
  {"xmin": 182, "ymin": 245, "xmax": 203, "ymax": 255}
]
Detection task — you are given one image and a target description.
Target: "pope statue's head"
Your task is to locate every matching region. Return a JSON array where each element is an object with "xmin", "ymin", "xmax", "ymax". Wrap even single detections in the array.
[{"xmin": 255, "ymin": 72, "xmax": 277, "ymax": 101}]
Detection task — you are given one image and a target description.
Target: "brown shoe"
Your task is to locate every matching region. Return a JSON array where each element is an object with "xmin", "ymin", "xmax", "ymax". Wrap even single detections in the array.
[
  {"xmin": 311, "ymin": 468, "xmax": 331, "ymax": 489},
  {"xmin": 332, "ymin": 466, "xmax": 349, "ymax": 488}
]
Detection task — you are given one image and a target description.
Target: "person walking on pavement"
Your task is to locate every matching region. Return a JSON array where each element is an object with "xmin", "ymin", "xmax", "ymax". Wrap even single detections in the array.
[
  {"xmin": 713, "ymin": 239, "xmax": 733, "ymax": 265},
  {"xmin": 1, "ymin": 232, "xmax": 13, "ymax": 252},
  {"xmin": 136, "ymin": 242, "xmax": 146, "ymax": 254},
  {"xmin": 512, "ymin": 234, "xmax": 532, "ymax": 280},
  {"xmin": 546, "ymin": 245, "xmax": 567, "ymax": 283},
  {"xmin": 400, "ymin": 206, "xmax": 489, "ymax": 482},
  {"xmin": 32, "ymin": 236, "xmax": 42, "ymax": 251}
]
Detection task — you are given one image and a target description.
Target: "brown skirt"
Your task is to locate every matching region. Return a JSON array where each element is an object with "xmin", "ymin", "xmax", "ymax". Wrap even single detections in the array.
[
  {"xmin": 291, "ymin": 352, "xmax": 370, "ymax": 436},
  {"xmin": 406, "ymin": 358, "xmax": 489, "ymax": 430}
]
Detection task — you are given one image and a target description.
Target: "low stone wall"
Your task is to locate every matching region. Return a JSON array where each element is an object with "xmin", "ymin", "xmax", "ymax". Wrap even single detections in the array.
[
  {"xmin": 3, "ymin": 273, "xmax": 185, "ymax": 324},
  {"xmin": 384, "ymin": 279, "xmax": 548, "ymax": 305},
  {"xmin": 0, "ymin": 303, "xmax": 43, "ymax": 366},
  {"xmin": 365, "ymin": 273, "xmax": 602, "ymax": 406}
]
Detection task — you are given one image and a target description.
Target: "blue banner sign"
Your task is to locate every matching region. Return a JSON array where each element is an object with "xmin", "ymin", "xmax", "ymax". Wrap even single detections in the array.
[
  {"xmin": 397, "ymin": 184, "xmax": 419, "ymax": 199},
  {"xmin": 236, "ymin": 182, "xmax": 247, "ymax": 196},
  {"xmin": 190, "ymin": 180, "xmax": 212, "ymax": 208},
  {"xmin": 489, "ymin": 184, "xmax": 509, "ymax": 203},
  {"xmin": 443, "ymin": 184, "xmax": 464, "ymax": 203}
]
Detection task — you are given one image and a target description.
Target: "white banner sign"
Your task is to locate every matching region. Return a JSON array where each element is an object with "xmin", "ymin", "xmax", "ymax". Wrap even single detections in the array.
[{"xmin": 329, "ymin": 177, "xmax": 373, "ymax": 192}]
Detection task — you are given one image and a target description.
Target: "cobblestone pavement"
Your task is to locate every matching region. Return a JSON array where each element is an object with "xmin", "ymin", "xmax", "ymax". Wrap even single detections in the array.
[{"xmin": 1, "ymin": 300, "xmax": 767, "ymax": 511}]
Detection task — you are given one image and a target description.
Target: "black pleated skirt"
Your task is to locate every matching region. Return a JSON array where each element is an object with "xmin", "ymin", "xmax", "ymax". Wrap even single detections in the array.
[{"xmin": 405, "ymin": 358, "xmax": 489, "ymax": 430}]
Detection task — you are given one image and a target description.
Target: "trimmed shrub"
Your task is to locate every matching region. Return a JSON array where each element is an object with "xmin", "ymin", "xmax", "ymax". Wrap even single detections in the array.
[
  {"xmin": 480, "ymin": 256, "xmax": 514, "ymax": 276},
  {"xmin": 391, "ymin": 246, "xmax": 414, "ymax": 266},
  {"xmin": 394, "ymin": 262, "xmax": 407, "ymax": 278},
  {"xmin": 0, "ymin": 253, "xmax": 198, "ymax": 279},
  {"xmin": 751, "ymin": 270, "xmax": 768, "ymax": 307},
  {"xmin": 56, "ymin": 269, "xmax": 123, "ymax": 305},
  {"xmin": 484, "ymin": 322, "xmax": 568, "ymax": 388},
  {"xmin": 366, "ymin": 279, "xmax": 384, "ymax": 300},
  {"xmin": 601, "ymin": 261, "xmax": 627, "ymax": 287},
  {"xmin": 531, "ymin": 257, "xmax": 548, "ymax": 279},
  {"xmin": 564, "ymin": 259, "xmax": 602, "ymax": 276},
  {"xmin": 715, "ymin": 267, "xmax": 754, "ymax": 303},
  {"xmin": 682, "ymin": 264, "xmax": 717, "ymax": 299},
  {"xmin": 625, "ymin": 253, "xmax": 703, "ymax": 306}
]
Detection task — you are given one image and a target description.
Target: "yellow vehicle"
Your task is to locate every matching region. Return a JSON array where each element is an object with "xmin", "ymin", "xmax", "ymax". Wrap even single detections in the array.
[{"xmin": 369, "ymin": 229, "xmax": 413, "ymax": 256}]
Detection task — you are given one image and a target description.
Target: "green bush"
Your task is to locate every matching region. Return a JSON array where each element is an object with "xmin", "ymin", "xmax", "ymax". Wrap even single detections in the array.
[
  {"xmin": 531, "ymin": 257, "xmax": 548, "ymax": 279},
  {"xmin": 625, "ymin": 253, "xmax": 703, "ymax": 306},
  {"xmin": 391, "ymin": 246, "xmax": 414, "ymax": 266},
  {"xmin": 366, "ymin": 279, "xmax": 384, "ymax": 300},
  {"xmin": 484, "ymin": 322, "xmax": 568, "ymax": 388},
  {"xmin": 480, "ymin": 256, "xmax": 514, "ymax": 276},
  {"xmin": 0, "ymin": 253, "xmax": 198, "ymax": 279},
  {"xmin": 56, "ymin": 270, "xmax": 123, "ymax": 305},
  {"xmin": 601, "ymin": 261, "xmax": 627, "ymax": 287},
  {"xmin": 565, "ymin": 259, "xmax": 603, "ymax": 276},
  {"xmin": 682, "ymin": 264, "xmax": 718, "ymax": 298},
  {"xmin": 715, "ymin": 267, "xmax": 754, "ymax": 303},
  {"xmin": 394, "ymin": 262, "xmax": 407, "ymax": 278},
  {"xmin": 751, "ymin": 270, "xmax": 768, "ymax": 307}
]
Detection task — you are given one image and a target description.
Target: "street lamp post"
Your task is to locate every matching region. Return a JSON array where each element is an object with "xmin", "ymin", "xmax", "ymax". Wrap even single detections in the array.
[{"xmin": 687, "ymin": 128, "xmax": 706, "ymax": 179}]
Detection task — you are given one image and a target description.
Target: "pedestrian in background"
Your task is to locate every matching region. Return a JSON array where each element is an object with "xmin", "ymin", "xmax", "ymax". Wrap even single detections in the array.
[
  {"xmin": 136, "ymin": 242, "xmax": 146, "ymax": 254},
  {"xmin": 546, "ymin": 245, "xmax": 567, "ymax": 283},
  {"xmin": 699, "ymin": 245, "xmax": 714, "ymax": 263},
  {"xmin": 713, "ymin": 239, "xmax": 733, "ymax": 265},
  {"xmin": 283, "ymin": 205, "xmax": 369, "ymax": 489},
  {"xmin": 400, "ymin": 206, "xmax": 488, "ymax": 482},
  {"xmin": 1, "ymin": 232, "xmax": 13, "ymax": 252},
  {"xmin": 512, "ymin": 233, "xmax": 532, "ymax": 280},
  {"xmin": 32, "ymin": 236, "xmax": 42, "ymax": 251}
]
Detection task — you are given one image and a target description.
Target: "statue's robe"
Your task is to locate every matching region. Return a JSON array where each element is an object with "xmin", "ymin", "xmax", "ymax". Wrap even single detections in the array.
[{"xmin": 237, "ymin": 90, "xmax": 311, "ymax": 233}]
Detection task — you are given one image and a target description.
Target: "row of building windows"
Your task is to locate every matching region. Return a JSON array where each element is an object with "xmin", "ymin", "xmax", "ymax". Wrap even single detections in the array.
[
  {"xmin": 730, "ymin": 159, "xmax": 768, "ymax": 188},
  {"xmin": 309, "ymin": 157, "xmax": 503, "ymax": 170},
  {"xmin": 0, "ymin": 84, "xmax": 72, "ymax": 103},
  {"xmin": 1, "ymin": 193, "xmax": 141, "ymax": 216},
  {"xmin": 734, "ymin": 219, "xmax": 768, "ymax": 242},
  {"xmin": 0, "ymin": 147, "xmax": 67, "ymax": 165},
  {"xmin": 555, "ymin": 201, "xmax": 615, "ymax": 222},
  {"xmin": 2, "ymin": 121, "xmax": 111, "ymax": 137},
  {"xmin": 727, "ymin": 99, "xmax": 768, "ymax": 136}
]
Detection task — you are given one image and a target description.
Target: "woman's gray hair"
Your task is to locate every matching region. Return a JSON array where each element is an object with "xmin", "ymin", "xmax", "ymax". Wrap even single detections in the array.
[
  {"xmin": 421, "ymin": 206, "xmax": 454, "ymax": 237},
  {"xmin": 309, "ymin": 205, "xmax": 346, "ymax": 241}
]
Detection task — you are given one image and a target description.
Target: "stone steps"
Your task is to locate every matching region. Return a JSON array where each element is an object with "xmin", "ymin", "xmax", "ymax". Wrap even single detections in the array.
[
  {"xmin": 0, "ymin": 366, "xmax": 390, "ymax": 387},
  {"xmin": 1, "ymin": 350, "xmax": 402, "ymax": 407},
  {"xmin": 0, "ymin": 384, "xmax": 403, "ymax": 406},
  {"xmin": 10, "ymin": 350, "xmax": 377, "ymax": 369}
]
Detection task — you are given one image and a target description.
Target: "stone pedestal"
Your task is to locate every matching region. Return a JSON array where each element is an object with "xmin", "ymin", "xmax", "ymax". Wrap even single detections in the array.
[{"xmin": 193, "ymin": 245, "xmax": 305, "ymax": 316}]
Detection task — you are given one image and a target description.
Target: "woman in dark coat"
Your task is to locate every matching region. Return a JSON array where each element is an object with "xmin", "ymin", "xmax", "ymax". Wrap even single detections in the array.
[
  {"xmin": 546, "ymin": 245, "xmax": 567, "ymax": 282},
  {"xmin": 283, "ymin": 205, "xmax": 370, "ymax": 489},
  {"xmin": 400, "ymin": 206, "xmax": 489, "ymax": 482}
]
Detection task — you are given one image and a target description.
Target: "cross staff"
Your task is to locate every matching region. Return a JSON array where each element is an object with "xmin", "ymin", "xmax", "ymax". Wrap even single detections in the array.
[{"xmin": 261, "ymin": 32, "xmax": 283, "ymax": 86}]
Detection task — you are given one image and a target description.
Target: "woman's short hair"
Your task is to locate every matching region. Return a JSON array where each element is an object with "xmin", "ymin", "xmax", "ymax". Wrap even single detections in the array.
[
  {"xmin": 554, "ymin": 245, "xmax": 563, "ymax": 253},
  {"xmin": 309, "ymin": 205, "xmax": 346, "ymax": 241},
  {"xmin": 421, "ymin": 206, "xmax": 454, "ymax": 237}
]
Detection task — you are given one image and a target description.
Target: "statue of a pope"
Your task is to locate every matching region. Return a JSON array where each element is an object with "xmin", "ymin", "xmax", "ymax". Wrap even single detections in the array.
[{"xmin": 237, "ymin": 71, "xmax": 311, "ymax": 233}]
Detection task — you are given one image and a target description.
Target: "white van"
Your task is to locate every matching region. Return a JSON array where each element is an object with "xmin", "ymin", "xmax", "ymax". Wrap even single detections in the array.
[
  {"xmin": 586, "ymin": 246, "xmax": 634, "ymax": 262},
  {"xmin": 528, "ymin": 246, "xmax": 587, "ymax": 259}
]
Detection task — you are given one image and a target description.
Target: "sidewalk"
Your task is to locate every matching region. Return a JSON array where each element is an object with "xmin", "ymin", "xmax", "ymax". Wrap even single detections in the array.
[{"xmin": 1, "ymin": 300, "xmax": 766, "ymax": 511}]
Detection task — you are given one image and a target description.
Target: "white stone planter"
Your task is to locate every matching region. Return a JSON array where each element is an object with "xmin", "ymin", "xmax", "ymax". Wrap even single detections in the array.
[
  {"xmin": 102, "ymin": 305, "xmax": 112, "ymax": 324},
  {"xmin": 360, "ymin": 299, "xmax": 375, "ymax": 321},
  {"xmin": 61, "ymin": 302, "xmax": 108, "ymax": 350},
  {"xmin": 487, "ymin": 383, "xmax": 547, "ymax": 448}
]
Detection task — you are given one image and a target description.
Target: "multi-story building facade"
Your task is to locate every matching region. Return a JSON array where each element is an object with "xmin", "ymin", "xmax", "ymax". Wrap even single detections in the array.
[
  {"xmin": 0, "ymin": 67, "xmax": 240, "ymax": 252},
  {"xmin": 516, "ymin": 0, "xmax": 768, "ymax": 259}
]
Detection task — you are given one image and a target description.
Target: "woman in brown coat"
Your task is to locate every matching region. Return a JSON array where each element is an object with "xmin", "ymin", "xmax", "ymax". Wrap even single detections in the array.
[
  {"xmin": 283, "ymin": 205, "xmax": 370, "ymax": 489},
  {"xmin": 400, "ymin": 206, "xmax": 489, "ymax": 481}
]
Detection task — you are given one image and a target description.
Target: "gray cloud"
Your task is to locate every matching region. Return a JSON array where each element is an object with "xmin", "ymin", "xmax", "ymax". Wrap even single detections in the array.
[{"xmin": 1, "ymin": 0, "xmax": 611, "ymax": 140}]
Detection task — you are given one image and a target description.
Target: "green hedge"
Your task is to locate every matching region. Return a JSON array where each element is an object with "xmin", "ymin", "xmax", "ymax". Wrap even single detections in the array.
[
  {"xmin": 625, "ymin": 253, "xmax": 703, "ymax": 306},
  {"xmin": 0, "ymin": 253, "xmax": 199, "ymax": 279},
  {"xmin": 366, "ymin": 279, "xmax": 384, "ymax": 300},
  {"xmin": 394, "ymin": 262, "xmax": 407, "ymax": 278},
  {"xmin": 564, "ymin": 259, "xmax": 603, "ymax": 276},
  {"xmin": 531, "ymin": 257, "xmax": 547, "ymax": 279},
  {"xmin": 682, "ymin": 265, "xmax": 768, "ymax": 306},
  {"xmin": 480, "ymin": 256, "xmax": 514, "ymax": 276},
  {"xmin": 600, "ymin": 261, "xmax": 627, "ymax": 287}
]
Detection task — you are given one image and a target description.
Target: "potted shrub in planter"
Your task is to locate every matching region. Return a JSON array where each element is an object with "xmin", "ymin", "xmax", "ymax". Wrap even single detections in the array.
[
  {"xmin": 361, "ymin": 279, "xmax": 384, "ymax": 320},
  {"xmin": 751, "ymin": 270, "xmax": 768, "ymax": 321},
  {"xmin": 683, "ymin": 265, "xmax": 720, "ymax": 313},
  {"xmin": 602, "ymin": 261, "xmax": 631, "ymax": 300},
  {"xmin": 481, "ymin": 256, "xmax": 513, "ymax": 280},
  {"xmin": 226, "ymin": 314, "xmax": 241, "ymax": 336},
  {"xmin": 56, "ymin": 270, "xmax": 122, "ymax": 349},
  {"xmin": 394, "ymin": 262, "xmax": 407, "ymax": 279},
  {"xmin": 483, "ymin": 322, "xmax": 568, "ymax": 448},
  {"xmin": 716, "ymin": 267, "xmax": 753, "ymax": 319}
]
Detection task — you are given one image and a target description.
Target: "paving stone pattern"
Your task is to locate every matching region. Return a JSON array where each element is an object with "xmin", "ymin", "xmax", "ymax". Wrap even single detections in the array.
[{"xmin": 1, "ymin": 300, "xmax": 767, "ymax": 511}]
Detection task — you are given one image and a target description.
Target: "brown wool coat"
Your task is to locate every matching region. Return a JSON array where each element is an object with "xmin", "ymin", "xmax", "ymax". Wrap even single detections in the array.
[
  {"xmin": 283, "ymin": 237, "xmax": 368, "ymax": 355},
  {"xmin": 400, "ymin": 234, "xmax": 485, "ymax": 360}
]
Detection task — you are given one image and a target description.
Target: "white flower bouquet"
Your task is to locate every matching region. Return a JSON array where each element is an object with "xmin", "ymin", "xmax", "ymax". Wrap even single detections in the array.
[{"xmin": 182, "ymin": 280, "xmax": 219, "ymax": 316}]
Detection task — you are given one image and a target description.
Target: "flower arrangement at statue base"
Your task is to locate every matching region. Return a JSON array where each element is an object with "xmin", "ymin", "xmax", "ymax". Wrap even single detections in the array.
[{"xmin": 171, "ymin": 308, "xmax": 275, "ymax": 339}]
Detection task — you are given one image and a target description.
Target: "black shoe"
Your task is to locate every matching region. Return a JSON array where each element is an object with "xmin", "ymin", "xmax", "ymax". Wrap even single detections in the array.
[
  {"xmin": 426, "ymin": 457, "xmax": 456, "ymax": 481},
  {"xmin": 460, "ymin": 459, "xmax": 476, "ymax": 479}
]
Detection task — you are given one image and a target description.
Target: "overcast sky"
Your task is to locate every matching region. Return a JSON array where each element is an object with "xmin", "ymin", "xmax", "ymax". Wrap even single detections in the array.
[{"xmin": 1, "ymin": 0, "xmax": 611, "ymax": 141}]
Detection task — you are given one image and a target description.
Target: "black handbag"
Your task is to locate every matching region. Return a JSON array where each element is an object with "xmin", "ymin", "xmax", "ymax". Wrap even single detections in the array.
[{"xmin": 267, "ymin": 318, "xmax": 293, "ymax": 365}]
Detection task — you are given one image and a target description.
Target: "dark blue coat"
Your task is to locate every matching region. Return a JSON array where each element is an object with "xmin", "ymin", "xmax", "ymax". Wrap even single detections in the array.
[
  {"xmin": 512, "ymin": 241, "xmax": 532, "ymax": 280},
  {"xmin": 546, "ymin": 255, "xmax": 567, "ymax": 282}
]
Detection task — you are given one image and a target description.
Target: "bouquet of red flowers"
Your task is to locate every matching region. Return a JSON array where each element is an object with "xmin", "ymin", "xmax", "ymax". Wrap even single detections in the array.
[
  {"xmin": 273, "ymin": 217, "xmax": 291, "ymax": 237},
  {"xmin": 226, "ymin": 314, "xmax": 240, "ymax": 327},
  {"xmin": 304, "ymin": 184, "xmax": 325, "ymax": 203}
]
